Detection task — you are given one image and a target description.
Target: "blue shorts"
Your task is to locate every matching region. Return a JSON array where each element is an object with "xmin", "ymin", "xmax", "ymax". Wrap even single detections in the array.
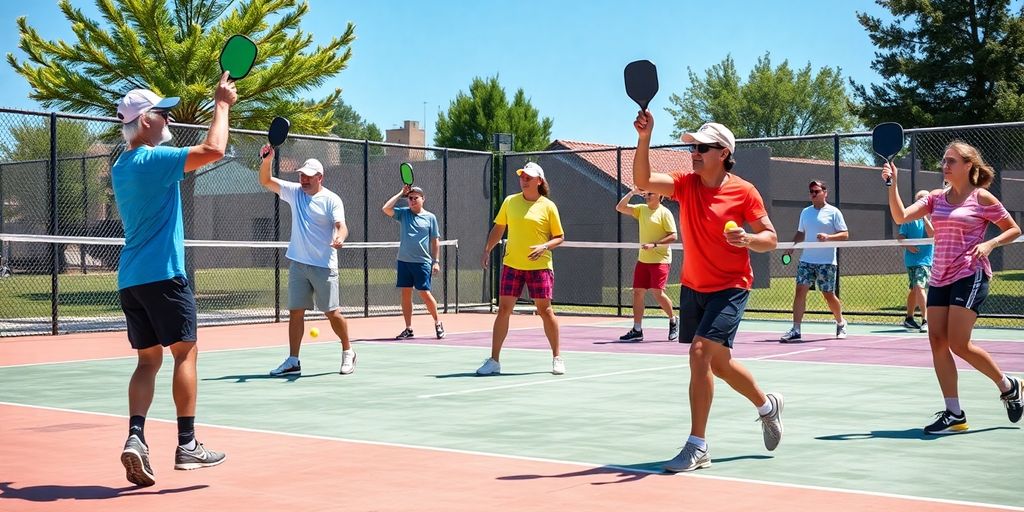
[
  {"xmin": 119, "ymin": 277, "xmax": 197, "ymax": 349},
  {"xmin": 678, "ymin": 286, "xmax": 750, "ymax": 349},
  {"xmin": 396, "ymin": 260, "xmax": 432, "ymax": 291}
]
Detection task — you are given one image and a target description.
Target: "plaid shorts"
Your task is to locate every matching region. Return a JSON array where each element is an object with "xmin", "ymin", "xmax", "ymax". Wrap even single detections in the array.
[
  {"xmin": 796, "ymin": 261, "xmax": 838, "ymax": 293},
  {"xmin": 907, "ymin": 265, "xmax": 931, "ymax": 289},
  {"xmin": 499, "ymin": 265, "xmax": 554, "ymax": 300}
]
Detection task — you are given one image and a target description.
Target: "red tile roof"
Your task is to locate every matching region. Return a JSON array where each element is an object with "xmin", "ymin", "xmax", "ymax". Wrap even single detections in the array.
[{"xmin": 548, "ymin": 139, "xmax": 692, "ymax": 187}]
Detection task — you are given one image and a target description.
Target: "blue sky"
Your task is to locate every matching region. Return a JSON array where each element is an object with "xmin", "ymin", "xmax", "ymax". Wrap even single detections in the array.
[{"xmin": 0, "ymin": 1, "xmax": 889, "ymax": 146}]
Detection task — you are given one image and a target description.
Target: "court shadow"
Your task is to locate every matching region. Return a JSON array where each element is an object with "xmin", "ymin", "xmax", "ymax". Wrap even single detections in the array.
[
  {"xmin": 432, "ymin": 371, "xmax": 552, "ymax": 378},
  {"xmin": 0, "ymin": 481, "xmax": 207, "ymax": 501},
  {"xmin": 497, "ymin": 463, "xmax": 662, "ymax": 485},
  {"xmin": 816, "ymin": 426, "xmax": 1018, "ymax": 441},
  {"xmin": 202, "ymin": 372, "xmax": 334, "ymax": 383},
  {"xmin": 592, "ymin": 340, "xmax": 675, "ymax": 345}
]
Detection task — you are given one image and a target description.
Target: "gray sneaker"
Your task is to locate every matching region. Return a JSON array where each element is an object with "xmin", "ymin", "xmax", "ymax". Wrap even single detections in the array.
[
  {"xmin": 758, "ymin": 393, "xmax": 784, "ymax": 451},
  {"xmin": 120, "ymin": 434, "xmax": 155, "ymax": 487},
  {"xmin": 174, "ymin": 441, "xmax": 226, "ymax": 470},
  {"xmin": 780, "ymin": 328, "xmax": 801, "ymax": 343},
  {"xmin": 664, "ymin": 442, "xmax": 711, "ymax": 473},
  {"xmin": 836, "ymin": 320, "xmax": 848, "ymax": 339},
  {"xmin": 668, "ymin": 318, "xmax": 679, "ymax": 342}
]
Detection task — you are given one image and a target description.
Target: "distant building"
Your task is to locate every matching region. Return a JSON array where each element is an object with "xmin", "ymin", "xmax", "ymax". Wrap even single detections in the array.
[{"xmin": 386, "ymin": 120, "xmax": 425, "ymax": 161}]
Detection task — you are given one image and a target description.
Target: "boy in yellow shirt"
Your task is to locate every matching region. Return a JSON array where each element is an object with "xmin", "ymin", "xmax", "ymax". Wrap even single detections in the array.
[{"xmin": 615, "ymin": 188, "xmax": 678, "ymax": 341}]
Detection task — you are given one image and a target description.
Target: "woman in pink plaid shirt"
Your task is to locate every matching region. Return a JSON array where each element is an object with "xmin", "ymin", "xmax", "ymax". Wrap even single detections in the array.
[{"xmin": 882, "ymin": 141, "xmax": 1022, "ymax": 435}]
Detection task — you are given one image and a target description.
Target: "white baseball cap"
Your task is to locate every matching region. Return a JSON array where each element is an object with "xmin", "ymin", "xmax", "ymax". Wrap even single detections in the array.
[
  {"xmin": 295, "ymin": 158, "xmax": 324, "ymax": 176},
  {"xmin": 516, "ymin": 162, "xmax": 545, "ymax": 181},
  {"xmin": 681, "ymin": 122, "xmax": 736, "ymax": 153},
  {"xmin": 116, "ymin": 89, "xmax": 180, "ymax": 124}
]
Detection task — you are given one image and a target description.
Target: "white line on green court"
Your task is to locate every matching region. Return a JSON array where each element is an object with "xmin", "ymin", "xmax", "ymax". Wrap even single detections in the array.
[
  {"xmin": 3, "ymin": 401, "xmax": 1020, "ymax": 512},
  {"xmin": 749, "ymin": 348, "xmax": 826, "ymax": 360},
  {"xmin": 418, "ymin": 364, "xmax": 688, "ymax": 398}
]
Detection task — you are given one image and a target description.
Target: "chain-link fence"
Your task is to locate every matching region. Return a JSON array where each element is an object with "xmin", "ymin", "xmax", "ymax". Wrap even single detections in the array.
[
  {"xmin": 501, "ymin": 125, "xmax": 1024, "ymax": 328},
  {"xmin": 0, "ymin": 108, "xmax": 492, "ymax": 336}
]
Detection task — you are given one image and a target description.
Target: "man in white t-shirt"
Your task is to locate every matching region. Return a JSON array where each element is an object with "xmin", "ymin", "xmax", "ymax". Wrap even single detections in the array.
[
  {"xmin": 258, "ymin": 147, "xmax": 355, "ymax": 375},
  {"xmin": 780, "ymin": 180, "xmax": 849, "ymax": 342}
]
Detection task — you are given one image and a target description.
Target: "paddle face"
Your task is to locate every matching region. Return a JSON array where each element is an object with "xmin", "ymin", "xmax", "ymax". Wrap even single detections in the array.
[
  {"xmin": 872, "ymin": 122, "xmax": 904, "ymax": 187},
  {"xmin": 400, "ymin": 162, "xmax": 414, "ymax": 186},
  {"xmin": 219, "ymin": 35, "xmax": 257, "ymax": 81},
  {"xmin": 624, "ymin": 60, "xmax": 659, "ymax": 111},
  {"xmin": 781, "ymin": 253, "xmax": 792, "ymax": 266},
  {"xmin": 268, "ymin": 117, "xmax": 290, "ymax": 146}
]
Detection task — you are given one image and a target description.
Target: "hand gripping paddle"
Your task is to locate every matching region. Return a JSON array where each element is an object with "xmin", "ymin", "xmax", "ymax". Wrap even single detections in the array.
[
  {"xmin": 260, "ymin": 116, "xmax": 290, "ymax": 159},
  {"xmin": 219, "ymin": 35, "xmax": 258, "ymax": 81},
  {"xmin": 624, "ymin": 60, "xmax": 659, "ymax": 111},
  {"xmin": 872, "ymin": 122, "xmax": 904, "ymax": 187}
]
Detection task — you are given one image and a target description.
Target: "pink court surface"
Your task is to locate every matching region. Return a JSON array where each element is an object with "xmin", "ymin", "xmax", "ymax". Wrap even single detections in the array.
[{"xmin": 1, "ymin": 313, "xmax": 1022, "ymax": 511}]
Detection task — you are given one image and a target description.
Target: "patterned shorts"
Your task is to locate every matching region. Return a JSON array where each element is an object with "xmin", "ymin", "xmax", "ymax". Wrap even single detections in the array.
[
  {"xmin": 796, "ymin": 262, "xmax": 838, "ymax": 293},
  {"xmin": 499, "ymin": 265, "xmax": 554, "ymax": 300},
  {"xmin": 907, "ymin": 265, "xmax": 931, "ymax": 289}
]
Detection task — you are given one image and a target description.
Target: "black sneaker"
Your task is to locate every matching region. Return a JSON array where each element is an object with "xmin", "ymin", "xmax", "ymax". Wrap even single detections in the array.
[
  {"xmin": 668, "ymin": 319, "xmax": 679, "ymax": 342},
  {"xmin": 619, "ymin": 328, "xmax": 643, "ymax": 342},
  {"xmin": 902, "ymin": 317, "xmax": 921, "ymax": 331},
  {"xmin": 919, "ymin": 320, "xmax": 928, "ymax": 333},
  {"xmin": 435, "ymin": 322, "xmax": 446, "ymax": 339},
  {"xmin": 395, "ymin": 328, "xmax": 414, "ymax": 340},
  {"xmin": 1000, "ymin": 376, "xmax": 1023, "ymax": 423},
  {"xmin": 923, "ymin": 410, "xmax": 969, "ymax": 434},
  {"xmin": 120, "ymin": 434, "xmax": 155, "ymax": 487},
  {"xmin": 174, "ymin": 441, "xmax": 226, "ymax": 470}
]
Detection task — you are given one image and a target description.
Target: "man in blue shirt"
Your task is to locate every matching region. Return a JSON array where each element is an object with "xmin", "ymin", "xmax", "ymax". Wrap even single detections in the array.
[
  {"xmin": 780, "ymin": 180, "xmax": 850, "ymax": 342},
  {"xmin": 898, "ymin": 190, "xmax": 934, "ymax": 332},
  {"xmin": 382, "ymin": 185, "xmax": 444, "ymax": 339},
  {"xmin": 113, "ymin": 72, "xmax": 235, "ymax": 487},
  {"xmin": 257, "ymin": 152, "xmax": 354, "ymax": 377}
]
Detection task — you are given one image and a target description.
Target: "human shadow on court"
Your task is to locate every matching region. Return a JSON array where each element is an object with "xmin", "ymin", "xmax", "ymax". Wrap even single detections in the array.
[
  {"xmin": 203, "ymin": 372, "xmax": 334, "ymax": 383},
  {"xmin": 0, "ymin": 481, "xmax": 206, "ymax": 501},
  {"xmin": 816, "ymin": 426, "xmax": 1018, "ymax": 441},
  {"xmin": 592, "ymin": 339, "xmax": 676, "ymax": 345},
  {"xmin": 432, "ymin": 371, "xmax": 552, "ymax": 378},
  {"xmin": 498, "ymin": 455, "xmax": 773, "ymax": 484}
]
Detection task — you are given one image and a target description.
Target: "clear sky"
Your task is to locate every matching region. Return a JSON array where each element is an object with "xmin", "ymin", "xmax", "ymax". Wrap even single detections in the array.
[{"xmin": 0, "ymin": 0, "xmax": 889, "ymax": 146}]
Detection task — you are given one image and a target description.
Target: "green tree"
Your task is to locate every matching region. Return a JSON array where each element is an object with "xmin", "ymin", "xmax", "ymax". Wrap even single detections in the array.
[
  {"xmin": 667, "ymin": 53, "xmax": 856, "ymax": 140},
  {"xmin": 330, "ymin": 98, "xmax": 382, "ymax": 141},
  {"xmin": 7, "ymin": 0, "xmax": 356, "ymax": 134},
  {"xmin": 434, "ymin": 75, "xmax": 553, "ymax": 152},
  {"xmin": 854, "ymin": 0, "xmax": 1024, "ymax": 126}
]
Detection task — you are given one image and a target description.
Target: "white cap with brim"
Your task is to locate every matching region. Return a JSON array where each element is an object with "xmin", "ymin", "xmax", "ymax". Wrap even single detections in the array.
[
  {"xmin": 295, "ymin": 158, "xmax": 325, "ymax": 176},
  {"xmin": 116, "ymin": 89, "xmax": 180, "ymax": 124},
  {"xmin": 516, "ymin": 162, "xmax": 545, "ymax": 181},
  {"xmin": 681, "ymin": 122, "xmax": 736, "ymax": 153}
]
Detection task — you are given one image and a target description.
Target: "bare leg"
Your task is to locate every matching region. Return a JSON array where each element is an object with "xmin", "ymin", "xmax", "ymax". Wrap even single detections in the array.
[
  {"xmin": 535, "ymin": 298, "xmax": 560, "ymax": 357},
  {"xmin": 490, "ymin": 296, "xmax": 517, "ymax": 361},
  {"xmin": 792, "ymin": 285, "xmax": 810, "ymax": 326},
  {"xmin": 946, "ymin": 306, "xmax": 1006, "ymax": 385},
  {"xmin": 326, "ymin": 308, "xmax": 351, "ymax": 351},
  {"xmin": 419, "ymin": 290, "xmax": 440, "ymax": 323},
  {"xmin": 168, "ymin": 341, "xmax": 198, "ymax": 417},
  {"xmin": 927, "ymin": 306, "xmax": 959, "ymax": 399},
  {"xmin": 632, "ymin": 288, "xmax": 646, "ymax": 327},
  {"xmin": 400, "ymin": 287, "xmax": 414, "ymax": 327},
  {"xmin": 654, "ymin": 288, "xmax": 674, "ymax": 318},
  {"xmin": 913, "ymin": 286, "xmax": 928, "ymax": 323},
  {"xmin": 822, "ymin": 291, "xmax": 844, "ymax": 323},
  {"xmin": 128, "ymin": 345, "xmax": 164, "ymax": 417},
  {"xmin": 287, "ymin": 309, "xmax": 305, "ymax": 357}
]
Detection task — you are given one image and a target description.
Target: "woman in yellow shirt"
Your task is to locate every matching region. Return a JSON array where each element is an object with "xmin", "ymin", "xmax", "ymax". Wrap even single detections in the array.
[{"xmin": 478, "ymin": 162, "xmax": 565, "ymax": 375}]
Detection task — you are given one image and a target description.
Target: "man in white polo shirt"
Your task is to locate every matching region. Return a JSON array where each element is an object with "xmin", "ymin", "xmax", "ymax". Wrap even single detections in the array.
[
  {"xmin": 780, "ymin": 180, "xmax": 849, "ymax": 342},
  {"xmin": 257, "ymin": 147, "xmax": 355, "ymax": 375}
]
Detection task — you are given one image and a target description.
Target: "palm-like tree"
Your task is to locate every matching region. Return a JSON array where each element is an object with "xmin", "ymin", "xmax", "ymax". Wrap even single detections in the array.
[{"xmin": 7, "ymin": 0, "xmax": 355, "ymax": 134}]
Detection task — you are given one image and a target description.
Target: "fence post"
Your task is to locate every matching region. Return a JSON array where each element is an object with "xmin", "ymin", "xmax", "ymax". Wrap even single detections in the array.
[
  {"xmin": 273, "ymin": 149, "xmax": 281, "ymax": 323},
  {"xmin": 616, "ymin": 147, "xmax": 623, "ymax": 317},
  {"xmin": 81, "ymin": 156, "xmax": 87, "ymax": 274},
  {"xmin": 442, "ymin": 148, "xmax": 449, "ymax": 313},
  {"xmin": 833, "ymin": 132, "xmax": 841, "ymax": 300},
  {"xmin": 909, "ymin": 132, "xmax": 917, "ymax": 195},
  {"xmin": 363, "ymin": 140, "xmax": 369, "ymax": 317},
  {"xmin": 49, "ymin": 112, "xmax": 59, "ymax": 335}
]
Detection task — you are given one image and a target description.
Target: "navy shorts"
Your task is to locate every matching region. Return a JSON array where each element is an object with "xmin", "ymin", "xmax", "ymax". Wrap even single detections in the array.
[
  {"xmin": 119, "ymin": 277, "xmax": 197, "ymax": 350},
  {"xmin": 396, "ymin": 260, "xmax": 432, "ymax": 291},
  {"xmin": 678, "ymin": 285, "xmax": 750, "ymax": 349},
  {"xmin": 927, "ymin": 269, "xmax": 989, "ymax": 314}
]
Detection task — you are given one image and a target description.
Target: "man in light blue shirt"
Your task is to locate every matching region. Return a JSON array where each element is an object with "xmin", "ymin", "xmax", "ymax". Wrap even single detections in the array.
[
  {"xmin": 780, "ymin": 180, "xmax": 850, "ymax": 342},
  {"xmin": 382, "ymin": 185, "xmax": 444, "ymax": 339},
  {"xmin": 113, "ymin": 73, "xmax": 235, "ymax": 487},
  {"xmin": 898, "ymin": 189, "xmax": 934, "ymax": 332},
  {"xmin": 258, "ymin": 151, "xmax": 355, "ymax": 377}
]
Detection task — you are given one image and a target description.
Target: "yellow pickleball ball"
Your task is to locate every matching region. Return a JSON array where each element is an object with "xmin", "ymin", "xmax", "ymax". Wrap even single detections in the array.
[
  {"xmin": 309, "ymin": 327, "xmax": 319, "ymax": 338},
  {"xmin": 724, "ymin": 220, "xmax": 738, "ymax": 233}
]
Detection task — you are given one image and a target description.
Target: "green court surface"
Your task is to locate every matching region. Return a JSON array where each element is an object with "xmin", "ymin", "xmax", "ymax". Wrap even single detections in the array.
[{"xmin": 2, "ymin": 340, "xmax": 1022, "ymax": 508}]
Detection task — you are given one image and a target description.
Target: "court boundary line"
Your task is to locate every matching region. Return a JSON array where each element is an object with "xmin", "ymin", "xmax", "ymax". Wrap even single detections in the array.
[
  {"xmin": 417, "ymin": 363, "xmax": 689, "ymax": 398},
  {"xmin": 2, "ymin": 401, "xmax": 1020, "ymax": 512}
]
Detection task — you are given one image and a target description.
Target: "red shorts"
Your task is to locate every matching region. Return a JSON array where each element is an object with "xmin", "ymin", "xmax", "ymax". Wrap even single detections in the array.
[
  {"xmin": 633, "ymin": 262, "xmax": 670, "ymax": 290},
  {"xmin": 499, "ymin": 265, "xmax": 554, "ymax": 300}
]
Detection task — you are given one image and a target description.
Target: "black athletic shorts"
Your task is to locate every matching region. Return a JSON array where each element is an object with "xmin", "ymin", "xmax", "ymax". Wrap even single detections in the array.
[
  {"xmin": 678, "ymin": 285, "xmax": 750, "ymax": 348},
  {"xmin": 119, "ymin": 276, "xmax": 197, "ymax": 349}
]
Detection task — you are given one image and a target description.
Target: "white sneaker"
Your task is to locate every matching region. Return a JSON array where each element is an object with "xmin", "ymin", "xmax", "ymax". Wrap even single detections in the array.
[
  {"xmin": 339, "ymin": 350, "xmax": 356, "ymax": 375},
  {"xmin": 476, "ymin": 358, "xmax": 501, "ymax": 375},
  {"xmin": 836, "ymin": 320, "xmax": 848, "ymax": 339},
  {"xmin": 270, "ymin": 357, "xmax": 300, "ymax": 376},
  {"xmin": 552, "ymin": 356, "xmax": 566, "ymax": 375}
]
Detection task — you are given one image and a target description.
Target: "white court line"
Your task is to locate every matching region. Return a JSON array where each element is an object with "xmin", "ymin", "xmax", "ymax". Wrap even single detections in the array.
[
  {"xmin": 748, "ymin": 347, "xmax": 826, "ymax": 360},
  {"xmin": 418, "ymin": 364, "xmax": 688, "ymax": 398},
  {"xmin": 2, "ymin": 401, "xmax": 1020, "ymax": 512}
]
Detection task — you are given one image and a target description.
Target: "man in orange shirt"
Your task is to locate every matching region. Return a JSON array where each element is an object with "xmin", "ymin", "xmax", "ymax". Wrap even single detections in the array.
[{"xmin": 632, "ymin": 112, "xmax": 784, "ymax": 473}]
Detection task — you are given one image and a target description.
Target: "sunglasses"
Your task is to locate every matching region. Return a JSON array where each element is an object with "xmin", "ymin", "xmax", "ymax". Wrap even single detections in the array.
[
  {"xmin": 151, "ymin": 110, "xmax": 171, "ymax": 121},
  {"xmin": 809, "ymin": 189, "xmax": 824, "ymax": 195},
  {"xmin": 693, "ymin": 143, "xmax": 724, "ymax": 154}
]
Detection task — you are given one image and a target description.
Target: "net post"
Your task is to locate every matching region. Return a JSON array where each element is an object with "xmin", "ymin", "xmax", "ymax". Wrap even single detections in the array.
[
  {"xmin": 455, "ymin": 241, "xmax": 460, "ymax": 314},
  {"xmin": 49, "ymin": 112, "xmax": 59, "ymax": 335}
]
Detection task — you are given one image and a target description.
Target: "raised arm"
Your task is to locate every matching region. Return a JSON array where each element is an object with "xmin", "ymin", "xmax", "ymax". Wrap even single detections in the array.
[
  {"xmin": 632, "ymin": 111, "xmax": 675, "ymax": 197},
  {"xmin": 882, "ymin": 162, "xmax": 930, "ymax": 224},
  {"xmin": 615, "ymin": 189, "xmax": 639, "ymax": 215},
  {"xmin": 185, "ymin": 72, "xmax": 237, "ymax": 172},
  {"xmin": 257, "ymin": 145, "xmax": 283, "ymax": 195},
  {"xmin": 382, "ymin": 186, "xmax": 411, "ymax": 217}
]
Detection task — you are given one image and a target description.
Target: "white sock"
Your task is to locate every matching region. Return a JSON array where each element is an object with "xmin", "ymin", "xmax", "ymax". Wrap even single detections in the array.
[
  {"xmin": 999, "ymin": 375, "xmax": 1013, "ymax": 393},
  {"xmin": 669, "ymin": 316, "xmax": 677, "ymax": 324},
  {"xmin": 837, "ymin": 318, "xmax": 847, "ymax": 326},
  {"xmin": 343, "ymin": 349, "xmax": 355, "ymax": 355},
  {"xmin": 792, "ymin": 324, "xmax": 801, "ymax": 332},
  {"xmin": 633, "ymin": 323, "xmax": 642, "ymax": 331},
  {"xmin": 180, "ymin": 438, "xmax": 197, "ymax": 450},
  {"xmin": 757, "ymin": 399, "xmax": 773, "ymax": 416},
  {"xmin": 686, "ymin": 435, "xmax": 706, "ymax": 450},
  {"xmin": 287, "ymin": 356, "xmax": 299, "ymax": 364},
  {"xmin": 944, "ymin": 398, "xmax": 962, "ymax": 416}
]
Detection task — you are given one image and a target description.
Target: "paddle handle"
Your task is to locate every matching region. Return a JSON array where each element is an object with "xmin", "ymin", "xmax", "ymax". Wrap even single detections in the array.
[{"xmin": 884, "ymin": 158, "xmax": 893, "ymax": 187}]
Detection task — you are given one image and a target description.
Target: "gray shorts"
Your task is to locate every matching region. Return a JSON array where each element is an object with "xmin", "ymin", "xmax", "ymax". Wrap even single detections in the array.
[{"xmin": 288, "ymin": 260, "xmax": 341, "ymax": 312}]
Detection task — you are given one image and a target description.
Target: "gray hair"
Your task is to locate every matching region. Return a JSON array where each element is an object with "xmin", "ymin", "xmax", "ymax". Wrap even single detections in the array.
[{"xmin": 120, "ymin": 114, "xmax": 146, "ymax": 144}]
